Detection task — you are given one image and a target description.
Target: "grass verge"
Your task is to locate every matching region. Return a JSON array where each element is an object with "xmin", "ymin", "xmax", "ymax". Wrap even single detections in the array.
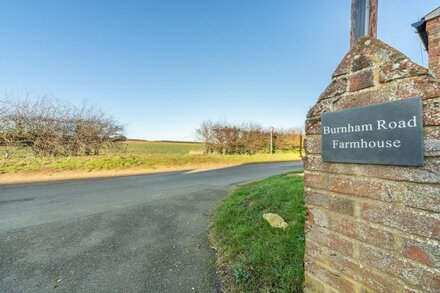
[
  {"xmin": 210, "ymin": 172, "xmax": 305, "ymax": 292},
  {"xmin": 1, "ymin": 140, "xmax": 302, "ymax": 175}
]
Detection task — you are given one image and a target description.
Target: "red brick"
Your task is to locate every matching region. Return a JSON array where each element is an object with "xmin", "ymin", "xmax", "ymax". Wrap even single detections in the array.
[
  {"xmin": 425, "ymin": 127, "xmax": 440, "ymax": 140},
  {"xmin": 429, "ymin": 59, "xmax": 440, "ymax": 80},
  {"xmin": 359, "ymin": 245, "xmax": 402, "ymax": 276},
  {"xmin": 429, "ymin": 49, "xmax": 440, "ymax": 56},
  {"xmin": 318, "ymin": 77, "xmax": 347, "ymax": 100},
  {"xmin": 330, "ymin": 215, "xmax": 396, "ymax": 250},
  {"xmin": 329, "ymin": 175, "xmax": 400, "ymax": 202},
  {"xmin": 351, "ymin": 38, "xmax": 402, "ymax": 66},
  {"xmin": 430, "ymin": 46, "xmax": 440, "ymax": 57},
  {"xmin": 426, "ymin": 17, "xmax": 440, "ymax": 78},
  {"xmin": 361, "ymin": 203, "xmax": 440, "ymax": 239},
  {"xmin": 328, "ymin": 232, "xmax": 355, "ymax": 257},
  {"xmin": 397, "ymin": 76, "xmax": 440, "ymax": 100},
  {"xmin": 306, "ymin": 206, "xmax": 396, "ymax": 250},
  {"xmin": 328, "ymin": 253, "xmax": 401, "ymax": 292},
  {"xmin": 351, "ymin": 55, "xmax": 372, "ymax": 72},
  {"xmin": 424, "ymin": 135, "xmax": 440, "ymax": 157},
  {"xmin": 307, "ymin": 82, "xmax": 399, "ymax": 118},
  {"xmin": 431, "ymin": 40, "xmax": 440, "ymax": 47},
  {"xmin": 307, "ymin": 208, "xmax": 329, "ymax": 228},
  {"xmin": 333, "ymin": 52, "xmax": 352, "ymax": 77},
  {"xmin": 307, "ymin": 241, "xmax": 400, "ymax": 292},
  {"xmin": 405, "ymin": 245, "xmax": 432, "ymax": 266},
  {"xmin": 349, "ymin": 70, "xmax": 374, "ymax": 91},
  {"xmin": 331, "ymin": 84, "xmax": 397, "ymax": 111},
  {"xmin": 427, "ymin": 18, "xmax": 440, "ymax": 28},
  {"xmin": 306, "ymin": 209, "xmax": 315, "ymax": 227},
  {"xmin": 404, "ymin": 287, "xmax": 424, "ymax": 293},
  {"xmin": 305, "ymin": 118, "xmax": 321, "ymax": 134},
  {"xmin": 305, "ymin": 188, "xmax": 354, "ymax": 216},
  {"xmin": 305, "ymin": 154, "xmax": 440, "ymax": 184},
  {"xmin": 360, "ymin": 287, "xmax": 375, "ymax": 293},
  {"xmin": 307, "ymin": 99, "xmax": 332, "ymax": 118},
  {"xmin": 304, "ymin": 154, "xmax": 356, "ymax": 176},
  {"xmin": 304, "ymin": 135, "xmax": 321, "ymax": 154},
  {"xmin": 417, "ymin": 272, "xmax": 440, "ymax": 293},
  {"xmin": 307, "ymin": 224, "xmax": 354, "ymax": 257},
  {"xmin": 404, "ymin": 183, "xmax": 440, "ymax": 213},
  {"xmin": 305, "ymin": 240, "xmax": 325, "ymax": 259},
  {"xmin": 430, "ymin": 45, "xmax": 440, "ymax": 52},
  {"xmin": 304, "ymin": 171, "xmax": 328, "ymax": 190},
  {"xmin": 402, "ymin": 237, "xmax": 440, "ymax": 269},
  {"xmin": 423, "ymin": 97, "xmax": 440, "ymax": 126},
  {"xmin": 359, "ymin": 244, "xmax": 440, "ymax": 292},
  {"xmin": 304, "ymin": 272, "xmax": 326, "ymax": 292},
  {"xmin": 343, "ymin": 38, "xmax": 404, "ymax": 67},
  {"xmin": 380, "ymin": 59, "xmax": 429, "ymax": 83},
  {"xmin": 305, "ymin": 258, "xmax": 355, "ymax": 292}
]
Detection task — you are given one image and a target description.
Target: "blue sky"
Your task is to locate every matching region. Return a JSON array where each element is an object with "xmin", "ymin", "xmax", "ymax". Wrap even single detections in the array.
[{"xmin": 0, "ymin": 0, "xmax": 438, "ymax": 140}]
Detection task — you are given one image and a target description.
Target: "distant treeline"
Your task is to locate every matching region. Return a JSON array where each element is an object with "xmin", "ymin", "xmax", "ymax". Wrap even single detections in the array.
[
  {"xmin": 0, "ymin": 95, "xmax": 124, "ymax": 157},
  {"xmin": 196, "ymin": 121, "xmax": 303, "ymax": 155}
]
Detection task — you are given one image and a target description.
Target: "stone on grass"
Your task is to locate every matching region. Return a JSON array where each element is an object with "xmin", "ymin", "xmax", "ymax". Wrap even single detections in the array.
[
  {"xmin": 263, "ymin": 213, "xmax": 288, "ymax": 229},
  {"xmin": 287, "ymin": 173, "xmax": 304, "ymax": 177}
]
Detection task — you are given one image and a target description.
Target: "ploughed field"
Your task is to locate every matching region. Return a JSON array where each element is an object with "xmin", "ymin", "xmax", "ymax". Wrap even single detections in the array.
[{"xmin": 0, "ymin": 140, "xmax": 301, "ymax": 175}]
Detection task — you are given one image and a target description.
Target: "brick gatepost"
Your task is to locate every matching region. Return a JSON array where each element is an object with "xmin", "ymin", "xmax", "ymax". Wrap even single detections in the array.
[
  {"xmin": 427, "ymin": 13, "xmax": 440, "ymax": 79},
  {"xmin": 303, "ymin": 37, "xmax": 440, "ymax": 292}
]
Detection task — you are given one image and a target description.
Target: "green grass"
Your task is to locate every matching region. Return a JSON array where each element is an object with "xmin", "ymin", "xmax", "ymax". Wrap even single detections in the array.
[
  {"xmin": 0, "ymin": 141, "xmax": 302, "ymax": 174},
  {"xmin": 112, "ymin": 140, "xmax": 205, "ymax": 155},
  {"xmin": 210, "ymin": 173, "xmax": 305, "ymax": 293}
]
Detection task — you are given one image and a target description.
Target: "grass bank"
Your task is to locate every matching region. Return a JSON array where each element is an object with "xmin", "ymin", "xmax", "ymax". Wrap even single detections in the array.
[
  {"xmin": 210, "ymin": 172, "xmax": 305, "ymax": 292},
  {"xmin": 0, "ymin": 141, "xmax": 302, "ymax": 175}
]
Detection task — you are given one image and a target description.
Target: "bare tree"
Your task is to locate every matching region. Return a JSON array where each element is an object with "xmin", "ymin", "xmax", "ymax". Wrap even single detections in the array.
[{"xmin": 195, "ymin": 120, "xmax": 214, "ymax": 153}]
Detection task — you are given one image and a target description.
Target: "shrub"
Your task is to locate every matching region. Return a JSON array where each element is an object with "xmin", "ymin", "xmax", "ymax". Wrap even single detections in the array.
[{"xmin": 0, "ymin": 94, "xmax": 124, "ymax": 156}]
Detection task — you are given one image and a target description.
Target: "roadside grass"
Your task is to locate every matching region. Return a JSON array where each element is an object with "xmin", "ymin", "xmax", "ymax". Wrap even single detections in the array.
[
  {"xmin": 0, "ymin": 141, "xmax": 302, "ymax": 174},
  {"xmin": 210, "ymin": 172, "xmax": 305, "ymax": 292}
]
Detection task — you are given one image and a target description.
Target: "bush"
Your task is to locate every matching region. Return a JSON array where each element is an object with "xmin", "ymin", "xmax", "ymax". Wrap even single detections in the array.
[
  {"xmin": 195, "ymin": 120, "xmax": 303, "ymax": 155},
  {"xmin": 0, "ymin": 95, "xmax": 124, "ymax": 157}
]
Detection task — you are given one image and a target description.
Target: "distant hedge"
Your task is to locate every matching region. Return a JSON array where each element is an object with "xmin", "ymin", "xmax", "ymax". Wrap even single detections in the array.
[{"xmin": 196, "ymin": 120, "xmax": 303, "ymax": 155}]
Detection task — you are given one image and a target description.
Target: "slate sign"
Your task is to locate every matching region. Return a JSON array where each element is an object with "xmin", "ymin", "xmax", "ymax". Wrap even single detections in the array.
[{"xmin": 321, "ymin": 97, "xmax": 424, "ymax": 166}]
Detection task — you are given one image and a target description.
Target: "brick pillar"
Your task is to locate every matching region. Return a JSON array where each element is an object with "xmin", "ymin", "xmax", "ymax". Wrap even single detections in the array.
[
  {"xmin": 303, "ymin": 37, "xmax": 440, "ymax": 292},
  {"xmin": 427, "ymin": 15, "xmax": 440, "ymax": 79}
]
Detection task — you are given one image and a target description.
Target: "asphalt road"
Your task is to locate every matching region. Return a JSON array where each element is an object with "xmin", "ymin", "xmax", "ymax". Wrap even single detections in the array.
[{"xmin": 0, "ymin": 161, "xmax": 303, "ymax": 293}]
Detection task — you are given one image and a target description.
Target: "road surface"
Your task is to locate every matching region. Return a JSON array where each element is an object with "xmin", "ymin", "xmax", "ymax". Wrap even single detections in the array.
[{"xmin": 0, "ymin": 161, "xmax": 303, "ymax": 293}]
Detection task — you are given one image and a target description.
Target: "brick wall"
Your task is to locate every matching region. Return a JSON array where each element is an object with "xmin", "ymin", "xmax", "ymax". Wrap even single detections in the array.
[
  {"xmin": 427, "ymin": 16, "xmax": 440, "ymax": 79},
  {"xmin": 304, "ymin": 37, "xmax": 440, "ymax": 292}
]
